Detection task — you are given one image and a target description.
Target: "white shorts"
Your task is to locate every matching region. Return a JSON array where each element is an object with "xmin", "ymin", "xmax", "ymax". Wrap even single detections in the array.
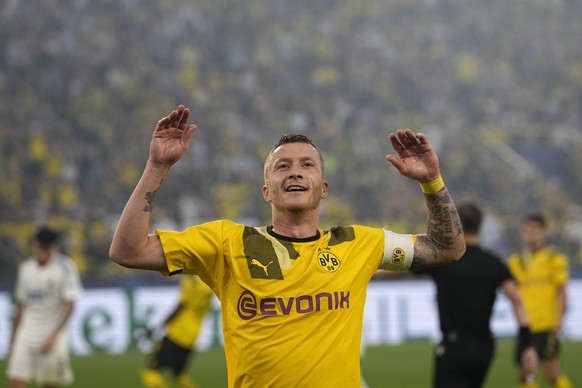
[{"xmin": 7, "ymin": 333, "xmax": 74, "ymax": 386}]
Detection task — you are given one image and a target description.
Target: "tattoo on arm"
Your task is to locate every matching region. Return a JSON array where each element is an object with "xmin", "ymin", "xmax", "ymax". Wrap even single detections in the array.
[
  {"xmin": 409, "ymin": 236, "xmax": 435, "ymax": 270},
  {"xmin": 409, "ymin": 190, "xmax": 462, "ymax": 270},
  {"xmin": 142, "ymin": 180, "xmax": 164, "ymax": 212}
]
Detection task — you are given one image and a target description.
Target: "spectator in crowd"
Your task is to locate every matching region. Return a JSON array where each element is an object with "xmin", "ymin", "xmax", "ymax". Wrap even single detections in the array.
[
  {"xmin": 6, "ymin": 226, "xmax": 83, "ymax": 388},
  {"xmin": 109, "ymin": 104, "xmax": 465, "ymax": 386},
  {"xmin": 140, "ymin": 275, "xmax": 214, "ymax": 388},
  {"xmin": 507, "ymin": 214, "xmax": 572, "ymax": 388}
]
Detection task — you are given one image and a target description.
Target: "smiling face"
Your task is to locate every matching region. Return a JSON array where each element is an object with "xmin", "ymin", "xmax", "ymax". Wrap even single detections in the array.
[{"xmin": 262, "ymin": 141, "xmax": 328, "ymax": 213}]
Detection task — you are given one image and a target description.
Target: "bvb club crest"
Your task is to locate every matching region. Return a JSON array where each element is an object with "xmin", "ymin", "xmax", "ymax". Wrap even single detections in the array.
[
  {"xmin": 392, "ymin": 247, "xmax": 405, "ymax": 264},
  {"xmin": 317, "ymin": 250, "xmax": 341, "ymax": 272}
]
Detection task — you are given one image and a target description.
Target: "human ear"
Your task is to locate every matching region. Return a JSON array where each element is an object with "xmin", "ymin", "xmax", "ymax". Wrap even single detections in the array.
[
  {"xmin": 262, "ymin": 184, "xmax": 271, "ymax": 202},
  {"xmin": 320, "ymin": 180, "xmax": 329, "ymax": 199}
]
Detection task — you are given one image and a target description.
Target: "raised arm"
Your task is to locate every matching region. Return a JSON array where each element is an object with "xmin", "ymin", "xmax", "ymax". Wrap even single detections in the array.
[
  {"xmin": 386, "ymin": 129, "xmax": 465, "ymax": 270},
  {"xmin": 109, "ymin": 105, "xmax": 197, "ymax": 271}
]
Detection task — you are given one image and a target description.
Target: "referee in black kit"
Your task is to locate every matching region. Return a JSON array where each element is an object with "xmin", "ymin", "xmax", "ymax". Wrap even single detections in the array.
[{"xmin": 415, "ymin": 202, "xmax": 537, "ymax": 387}]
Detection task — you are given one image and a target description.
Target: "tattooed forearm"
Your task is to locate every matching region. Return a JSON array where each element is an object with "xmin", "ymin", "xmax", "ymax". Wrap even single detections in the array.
[
  {"xmin": 425, "ymin": 191, "xmax": 461, "ymax": 248},
  {"xmin": 410, "ymin": 189, "xmax": 464, "ymax": 270},
  {"xmin": 142, "ymin": 180, "xmax": 164, "ymax": 212},
  {"xmin": 410, "ymin": 236, "xmax": 437, "ymax": 270}
]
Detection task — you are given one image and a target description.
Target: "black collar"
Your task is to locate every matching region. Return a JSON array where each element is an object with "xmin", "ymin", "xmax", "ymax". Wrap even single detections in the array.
[{"xmin": 266, "ymin": 225, "xmax": 320, "ymax": 242}]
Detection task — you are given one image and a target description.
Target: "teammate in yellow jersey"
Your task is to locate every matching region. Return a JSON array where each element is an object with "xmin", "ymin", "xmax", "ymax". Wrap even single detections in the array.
[
  {"xmin": 140, "ymin": 275, "xmax": 214, "ymax": 388},
  {"xmin": 507, "ymin": 214, "xmax": 572, "ymax": 388},
  {"xmin": 110, "ymin": 105, "xmax": 466, "ymax": 387}
]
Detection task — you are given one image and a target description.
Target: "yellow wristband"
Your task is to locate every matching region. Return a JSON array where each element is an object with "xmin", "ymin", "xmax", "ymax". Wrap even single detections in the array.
[{"xmin": 420, "ymin": 175, "xmax": 445, "ymax": 194}]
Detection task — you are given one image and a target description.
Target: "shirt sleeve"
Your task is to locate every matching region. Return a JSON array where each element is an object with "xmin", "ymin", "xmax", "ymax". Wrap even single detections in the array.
[
  {"xmin": 156, "ymin": 220, "xmax": 233, "ymax": 291},
  {"xmin": 551, "ymin": 252, "xmax": 570, "ymax": 285},
  {"xmin": 61, "ymin": 256, "xmax": 83, "ymax": 302},
  {"xmin": 14, "ymin": 262, "xmax": 27, "ymax": 304}
]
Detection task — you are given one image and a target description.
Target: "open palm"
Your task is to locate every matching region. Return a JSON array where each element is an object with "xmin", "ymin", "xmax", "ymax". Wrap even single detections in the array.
[
  {"xmin": 149, "ymin": 105, "xmax": 197, "ymax": 166},
  {"xmin": 386, "ymin": 129, "xmax": 440, "ymax": 182}
]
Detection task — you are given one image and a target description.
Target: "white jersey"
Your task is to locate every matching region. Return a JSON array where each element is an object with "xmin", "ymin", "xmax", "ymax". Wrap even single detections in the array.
[{"xmin": 14, "ymin": 252, "xmax": 83, "ymax": 347}]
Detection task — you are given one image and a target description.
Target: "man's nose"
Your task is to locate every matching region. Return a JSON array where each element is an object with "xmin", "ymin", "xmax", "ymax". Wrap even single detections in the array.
[{"xmin": 288, "ymin": 170, "xmax": 302, "ymax": 179}]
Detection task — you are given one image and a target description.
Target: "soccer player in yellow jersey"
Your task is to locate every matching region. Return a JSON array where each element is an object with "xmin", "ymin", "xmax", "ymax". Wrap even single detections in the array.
[
  {"xmin": 110, "ymin": 105, "xmax": 466, "ymax": 387},
  {"xmin": 141, "ymin": 275, "xmax": 214, "ymax": 388},
  {"xmin": 507, "ymin": 214, "xmax": 572, "ymax": 388}
]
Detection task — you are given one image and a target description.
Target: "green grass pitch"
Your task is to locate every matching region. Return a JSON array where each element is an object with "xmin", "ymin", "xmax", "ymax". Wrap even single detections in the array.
[{"xmin": 1, "ymin": 339, "xmax": 580, "ymax": 387}]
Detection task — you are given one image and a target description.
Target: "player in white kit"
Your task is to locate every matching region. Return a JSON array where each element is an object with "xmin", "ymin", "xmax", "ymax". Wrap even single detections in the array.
[{"xmin": 6, "ymin": 226, "xmax": 83, "ymax": 388}]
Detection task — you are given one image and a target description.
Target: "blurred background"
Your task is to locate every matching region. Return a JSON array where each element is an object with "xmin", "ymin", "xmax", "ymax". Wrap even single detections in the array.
[{"xmin": 1, "ymin": 0, "xmax": 581, "ymax": 290}]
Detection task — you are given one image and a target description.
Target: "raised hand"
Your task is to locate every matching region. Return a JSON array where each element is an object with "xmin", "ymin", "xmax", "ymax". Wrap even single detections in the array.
[
  {"xmin": 386, "ymin": 129, "xmax": 440, "ymax": 183},
  {"xmin": 149, "ymin": 105, "xmax": 197, "ymax": 167}
]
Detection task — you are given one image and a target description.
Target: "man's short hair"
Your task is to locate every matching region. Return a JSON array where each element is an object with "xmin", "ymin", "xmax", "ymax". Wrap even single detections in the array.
[
  {"xmin": 263, "ymin": 134, "xmax": 324, "ymax": 182},
  {"xmin": 274, "ymin": 134, "xmax": 319, "ymax": 149},
  {"xmin": 457, "ymin": 202, "xmax": 482, "ymax": 235},
  {"xmin": 35, "ymin": 226, "xmax": 59, "ymax": 248},
  {"xmin": 524, "ymin": 213, "xmax": 547, "ymax": 228}
]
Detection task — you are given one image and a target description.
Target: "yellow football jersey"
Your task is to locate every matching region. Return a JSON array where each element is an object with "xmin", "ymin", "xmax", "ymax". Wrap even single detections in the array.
[
  {"xmin": 157, "ymin": 220, "xmax": 407, "ymax": 387},
  {"xmin": 507, "ymin": 246, "xmax": 569, "ymax": 332},
  {"xmin": 166, "ymin": 275, "xmax": 214, "ymax": 349}
]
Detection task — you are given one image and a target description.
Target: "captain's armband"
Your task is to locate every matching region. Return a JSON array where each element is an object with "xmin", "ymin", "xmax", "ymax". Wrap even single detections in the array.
[{"xmin": 379, "ymin": 231, "xmax": 415, "ymax": 271}]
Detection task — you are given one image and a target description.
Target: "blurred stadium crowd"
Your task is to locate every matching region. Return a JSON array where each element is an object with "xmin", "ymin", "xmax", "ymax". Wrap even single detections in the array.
[{"xmin": 1, "ymin": 0, "xmax": 581, "ymax": 288}]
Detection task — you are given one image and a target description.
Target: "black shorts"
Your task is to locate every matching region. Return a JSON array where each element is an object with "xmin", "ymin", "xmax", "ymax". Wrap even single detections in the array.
[
  {"xmin": 433, "ymin": 335, "xmax": 495, "ymax": 388},
  {"xmin": 145, "ymin": 336, "xmax": 193, "ymax": 376},
  {"xmin": 515, "ymin": 331, "xmax": 561, "ymax": 363}
]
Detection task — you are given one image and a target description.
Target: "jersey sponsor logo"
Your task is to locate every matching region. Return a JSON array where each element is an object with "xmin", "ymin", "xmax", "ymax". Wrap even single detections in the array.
[
  {"xmin": 317, "ymin": 249, "xmax": 341, "ymax": 272},
  {"xmin": 27, "ymin": 281, "xmax": 57, "ymax": 302},
  {"xmin": 392, "ymin": 247, "xmax": 405, "ymax": 264},
  {"xmin": 237, "ymin": 289, "xmax": 350, "ymax": 320},
  {"xmin": 27, "ymin": 289, "xmax": 50, "ymax": 302}
]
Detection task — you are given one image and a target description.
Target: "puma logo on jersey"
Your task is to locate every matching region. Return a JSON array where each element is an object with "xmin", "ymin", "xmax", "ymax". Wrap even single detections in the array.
[
  {"xmin": 243, "ymin": 234, "xmax": 284, "ymax": 280},
  {"xmin": 250, "ymin": 259, "xmax": 273, "ymax": 276}
]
